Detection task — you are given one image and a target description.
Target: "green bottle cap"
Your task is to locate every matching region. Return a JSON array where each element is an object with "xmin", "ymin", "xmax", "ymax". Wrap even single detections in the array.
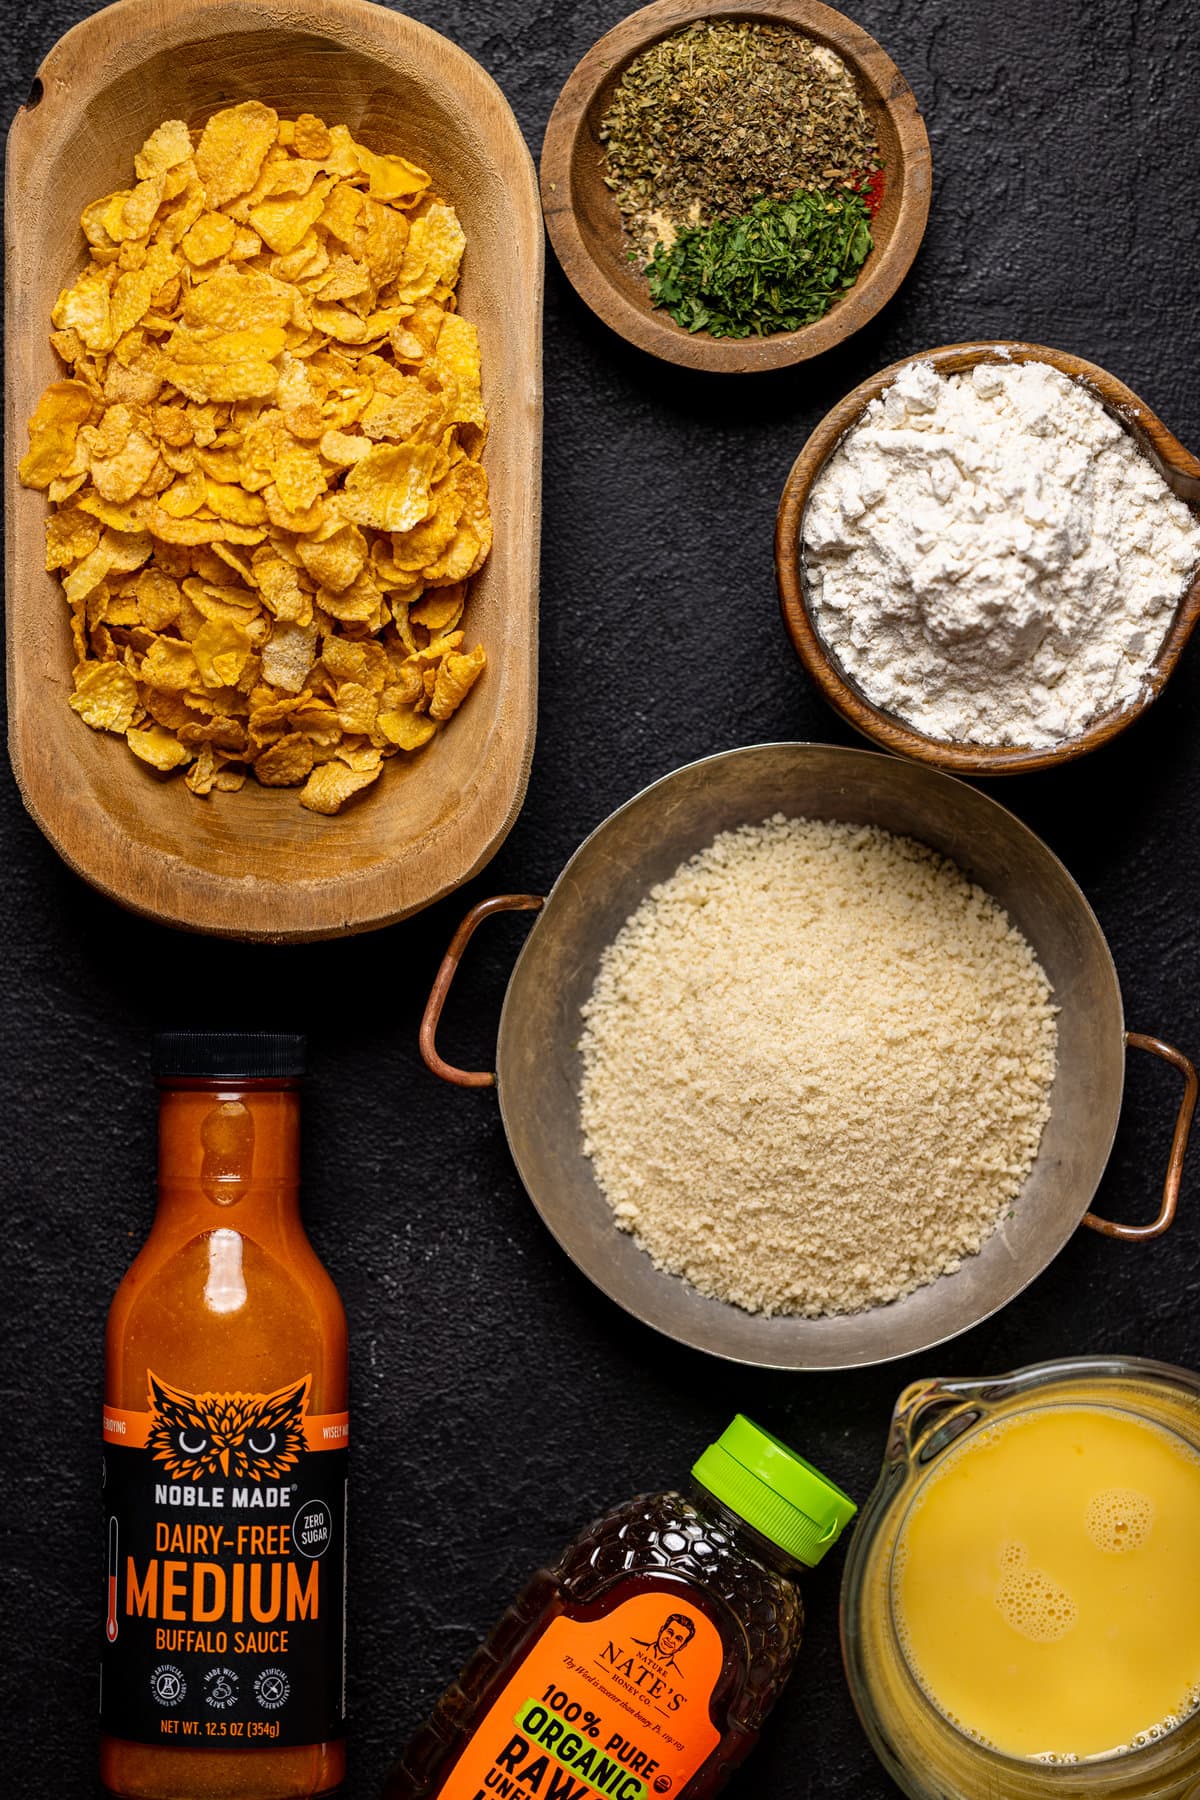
[{"xmin": 692, "ymin": 1415, "xmax": 857, "ymax": 1568}]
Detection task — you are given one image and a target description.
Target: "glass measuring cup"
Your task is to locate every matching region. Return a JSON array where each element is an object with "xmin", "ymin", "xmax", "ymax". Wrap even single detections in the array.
[{"xmin": 841, "ymin": 1356, "xmax": 1200, "ymax": 1800}]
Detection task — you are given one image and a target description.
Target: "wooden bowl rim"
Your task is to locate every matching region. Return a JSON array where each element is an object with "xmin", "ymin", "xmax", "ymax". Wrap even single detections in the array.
[
  {"xmin": 775, "ymin": 340, "xmax": 1200, "ymax": 774},
  {"xmin": 5, "ymin": 0, "xmax": 543, "ymax": 941},
  {"xmin": 539, "ymin": 0, "xmax": 932, "ymax": 373}
]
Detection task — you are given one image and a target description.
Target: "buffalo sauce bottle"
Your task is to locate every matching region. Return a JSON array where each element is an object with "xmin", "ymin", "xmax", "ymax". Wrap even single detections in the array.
[
  {"xmin": 384, "ymin": 1418, "xmax": 855, "ymax": 1800},
  {"xmin": 101, "ymin": 1033, "xmax": 348, "ymax": 1799}
]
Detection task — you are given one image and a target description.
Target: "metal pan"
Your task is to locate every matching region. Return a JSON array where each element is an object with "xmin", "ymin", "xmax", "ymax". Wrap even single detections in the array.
[{"xmin": 420, "ymin": 744, "xmax": 1197, "ymax": 1370}]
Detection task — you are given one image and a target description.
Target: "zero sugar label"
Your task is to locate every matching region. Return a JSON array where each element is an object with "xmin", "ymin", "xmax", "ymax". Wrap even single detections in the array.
[{"xmin": 101, "ymin": 1373, "xmax": 348, "ymax": 1748}]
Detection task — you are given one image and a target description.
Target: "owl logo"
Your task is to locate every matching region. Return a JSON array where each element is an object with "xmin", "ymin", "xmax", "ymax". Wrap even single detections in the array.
[{"xmin": 146, "ymin": 1373, "xmax": 310, "ymax": 1482}]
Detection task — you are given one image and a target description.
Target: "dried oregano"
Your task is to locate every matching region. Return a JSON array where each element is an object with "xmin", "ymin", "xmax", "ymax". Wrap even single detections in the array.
[{"xmin": 600, "ymin": 19, "xmax": 879, "ymax": 264}]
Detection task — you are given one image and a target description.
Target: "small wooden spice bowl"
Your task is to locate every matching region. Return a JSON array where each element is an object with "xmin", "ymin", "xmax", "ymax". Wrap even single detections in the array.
[
  {"xmin": 5, "ymin": 0, "xmax": 542, "ymax": 942},
  {"xmin": 776, "ymin": 341, "xmax": 1200, "ymax": 775},
  {"xmin": 540, "ymin": 0, "xmax": 932, "ymax": 373}
]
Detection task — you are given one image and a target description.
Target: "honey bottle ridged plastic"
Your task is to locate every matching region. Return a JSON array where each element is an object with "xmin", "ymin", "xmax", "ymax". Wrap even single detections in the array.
[{"xmin": 385, "ymin": 1417, "xmax": 855, "ymax": 1800}]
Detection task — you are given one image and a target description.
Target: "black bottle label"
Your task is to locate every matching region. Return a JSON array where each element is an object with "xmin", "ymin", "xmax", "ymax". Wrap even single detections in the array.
[{"xmin": 101, "ymin": 1374, "xmax": 348, "ymax": 1749}]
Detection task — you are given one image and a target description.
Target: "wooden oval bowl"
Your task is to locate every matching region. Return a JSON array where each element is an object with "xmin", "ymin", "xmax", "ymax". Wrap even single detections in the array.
[
  {"xmin": 540, "ymin": 0, "xmax": 931, "ymax": 373},
  {"xmin": 5, "ymin": 0, "xmax": 542, "ymax": 942},
  {"xmin": 776, "ymin": 342, "xmax": 1200, "ymax": 774}
]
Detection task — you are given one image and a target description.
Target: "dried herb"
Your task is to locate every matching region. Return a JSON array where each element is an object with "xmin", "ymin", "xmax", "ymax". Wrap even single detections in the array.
[
  {"xmin": 646, "ymin": 189, "xmax": 873, "ymax": 338},
  {"xmin": 601, "ymin": 19, "xmax": 879, "ymax": 263}
]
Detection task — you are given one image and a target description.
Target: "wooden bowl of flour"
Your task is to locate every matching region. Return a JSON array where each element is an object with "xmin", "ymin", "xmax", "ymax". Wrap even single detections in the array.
[{"xmin": 776, "ymin": 341, "xmax": 1200, "ymax": 775}]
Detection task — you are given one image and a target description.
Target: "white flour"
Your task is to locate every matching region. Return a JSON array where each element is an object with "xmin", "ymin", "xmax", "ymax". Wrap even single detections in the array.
[{"xmin": 802, "ymin": 359, "xmax": 1200, "ymax": 747}]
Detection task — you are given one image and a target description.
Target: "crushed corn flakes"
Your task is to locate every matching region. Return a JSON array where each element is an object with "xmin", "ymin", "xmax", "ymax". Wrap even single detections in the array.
[{"xmin": 21, "ymin": 104, "xmax": 491, "ymax": 814}]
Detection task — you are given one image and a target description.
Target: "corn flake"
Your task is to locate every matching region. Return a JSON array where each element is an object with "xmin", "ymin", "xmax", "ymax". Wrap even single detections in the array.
[
  {"xmin": 342, "ymin": 442, "xmax": 438, "ymax": 532},
  {"xmin": 299, "ymin": 758, "xmax": 382, "ymax": 815},
  {"xmin": 193, "ymin": 619, "xmax": 254, "ymax": 687},
  {"xmin": 70, "ymin": 661, "xmax": 140, "ymax": 732},
  {"xmin": 378, "ymin": 706, "xmax": 437, "ymax": 750},
  {"xmin": 127, "ymin": 724, "xmax": 190, "ymax": 770},
  {"xmin": 23, "ymin": 105, "xmax": 492, "ymax": 813},
  {"xmin": 19, "ymin": 381, "xmax": 95, "ymax": 489},
  {"xmin": 430, "ymin": 644, "xmax": 486, "ymax": 720},
  {"xmin": 255, "ymin": 732, "xmax": 316, "ymax": 786},
  {"xmin": 261, "ymin": 620, "xmax": 319, "ymax": 693},
  {"xmin": 181, "ymin": 212, "xmax": 238, "ymax": 266},
  {"xmin": 195, "ymin": 101, "xmax": 279, "ymax": 210}
]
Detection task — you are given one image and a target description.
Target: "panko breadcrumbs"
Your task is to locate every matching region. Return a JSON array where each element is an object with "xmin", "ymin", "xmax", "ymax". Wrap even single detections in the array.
[{"xmin": 579, "ymin": 815, "xmax": 1058, "ymax": 1318}]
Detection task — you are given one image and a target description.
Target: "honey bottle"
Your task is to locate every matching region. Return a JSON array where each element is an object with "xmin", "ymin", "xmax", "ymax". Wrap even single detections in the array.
[
  {"xmin": 101, "ymin": 1033, "xmax": 348, "ymax": 1799},
  {"xmin": 384, "ymin": 1417, "xmax": 855, "ymax": 1800}
]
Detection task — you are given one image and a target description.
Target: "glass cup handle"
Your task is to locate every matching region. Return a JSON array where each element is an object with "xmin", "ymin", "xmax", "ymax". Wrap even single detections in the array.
[{"xmin": 887, "ymin": 1378, "xmax": 985, "ymax": 1465}]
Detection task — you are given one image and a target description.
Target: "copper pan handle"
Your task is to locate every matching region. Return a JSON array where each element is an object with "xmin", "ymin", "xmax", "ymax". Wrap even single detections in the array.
[
  {"xmin": 419, "ymin": 894, "xmax": 545, "ymax": 1089},
  {"xmin": 1084, "ymin": 1032, "xmax": 1198, "ymax": 1240}
]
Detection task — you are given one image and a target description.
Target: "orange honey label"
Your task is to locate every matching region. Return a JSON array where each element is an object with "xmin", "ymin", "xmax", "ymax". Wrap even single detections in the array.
[{"xmin": 434, "ymin": 1589, "xmax": 723, "ymax": 1799}]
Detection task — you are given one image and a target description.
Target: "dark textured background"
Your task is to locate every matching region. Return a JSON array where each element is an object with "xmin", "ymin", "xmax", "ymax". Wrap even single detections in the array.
[{"xmin": 4, "ymin": 0, "xmax": 1200, "ymax": 1795}]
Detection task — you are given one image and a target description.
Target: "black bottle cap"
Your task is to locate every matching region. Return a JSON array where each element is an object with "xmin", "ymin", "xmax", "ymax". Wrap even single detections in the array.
[{"xmin": 152, "ymin": 1032, "xmax": 307, "ymax": 1081}]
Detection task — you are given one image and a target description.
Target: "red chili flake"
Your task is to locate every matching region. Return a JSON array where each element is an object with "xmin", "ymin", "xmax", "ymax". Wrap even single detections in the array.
[{"xmin": 861, "ymin": 168, "xmax": 886, "ymax": 218}]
